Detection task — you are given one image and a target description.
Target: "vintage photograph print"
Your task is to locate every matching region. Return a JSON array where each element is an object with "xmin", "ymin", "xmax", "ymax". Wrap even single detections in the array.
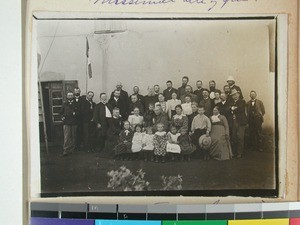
[{"xmin": 35, "ymin": 16, "xmax": 278, "ymax": 197}]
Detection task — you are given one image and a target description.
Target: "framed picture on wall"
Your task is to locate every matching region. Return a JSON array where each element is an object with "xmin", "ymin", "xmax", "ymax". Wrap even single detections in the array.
[{"xmin": 29, "ymin": 13, "xmax": 287, "ymax": 197}]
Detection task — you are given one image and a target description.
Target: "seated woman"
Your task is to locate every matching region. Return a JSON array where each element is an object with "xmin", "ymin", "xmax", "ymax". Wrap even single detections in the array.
[
  {"xmin": 171, "ymin": 105, "xmax": 188, "ymax": 132},
  {"xmin": 155, "ymin": 93, "xmax": 167, "ymax": 114},
  {"xmin": 208, "ymin": 106, "xmax": 232, "ymax": 160},
  {"xmin": 166, "ymin": 92, "xmax": 181, "ymax": 119}
]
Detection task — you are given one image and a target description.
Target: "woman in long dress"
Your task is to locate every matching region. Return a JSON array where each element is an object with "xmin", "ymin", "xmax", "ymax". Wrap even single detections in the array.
[{"xmin": 208, "ymin": 106, "xmax": 232, "ymax": 160}]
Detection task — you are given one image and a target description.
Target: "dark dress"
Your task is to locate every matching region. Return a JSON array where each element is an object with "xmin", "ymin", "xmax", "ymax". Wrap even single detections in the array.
[
  {"xmin": 114, "ymin": 129, "xmax": 134, "ymax": 155},
  {"xmin": 187, "ymin": 111, "xmax": 198, "ymax": 132},
  {"xmin": 105, "ymin": 116, "xmax": 123, "ymax": 152},
  {"xmin": 143, "ymin": 110, "xmax": 155, "ymax": 127},
  {"xmin": 178, "ymin": 134, "xmax": 196, "ymax": 155},
  {"xmin": 171, "ymin": 114, "xmax": 188, "ymax": 132}
]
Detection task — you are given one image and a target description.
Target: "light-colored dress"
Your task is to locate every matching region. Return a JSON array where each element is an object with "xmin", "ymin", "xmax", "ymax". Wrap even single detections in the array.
[
  {"xmin": 153, "ymin": 131, "xmax": 167, "ymax": 156},
  {"xmin": 131, "ymin": 132, "xmax": 144, "ymax": 153},
  {"xmin": 128, "ymin": 115, "xmax": 144, "ymax": 129},
  {"xmin": 209, "ymin": 114, "xmax": 232, "ymax": 160},
  {"xmin": 142, "ymin": 134, "xmax": 154, "ymax": 151},
  {"xmin": 166, "ymin": 132, "xmax": 181, "ymax": 154},
  {"xmin": 181, "ymin": 102, "xmax": 192, "ymax": 115}
]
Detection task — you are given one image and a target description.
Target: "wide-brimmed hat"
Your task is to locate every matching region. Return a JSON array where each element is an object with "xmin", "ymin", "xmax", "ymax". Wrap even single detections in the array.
[
  {"xmin": 227, "ymin": 76, "xmax": 235, "ymax": 82},
  {"xmin": 230, "ymin": 89, "xmax": 240, "ymax": 96},
  {"xmin": 199, "ymin": 135, "xmax": 212, "ymax": 150}
]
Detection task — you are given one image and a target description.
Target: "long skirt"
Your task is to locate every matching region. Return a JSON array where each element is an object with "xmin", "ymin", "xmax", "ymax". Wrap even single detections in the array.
[
  {"xmin": 209, "ymin": 125, "xmax": 232, "ymax": 160},
  {"xmin": 114, "ymin": 142, "xmax": 132, "ymax": 155}
]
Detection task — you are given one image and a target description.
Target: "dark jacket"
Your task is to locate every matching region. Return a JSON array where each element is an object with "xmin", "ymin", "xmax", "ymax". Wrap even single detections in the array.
[
  {"xmin": 108, "ymin": 97, "xmax": 129, "ymax": 120},
  {"xmin": 80, "ymin": 98, "xmax": 96, "ymax": 123},
  {"xmin": 180, "ymin": 93, "xmax": 198, "ymax": 104},
  {"xmin": 128, "ymin": 101, "xmax": 144, "ymax": 116},
  {"xmin": 193, "ymin": 88, "xmax": 204, "ymax": 102},
  {"xmin": 199, "ymin": 98, "xmax": 215, "ymax": 117},
  {"xmin": 177, "ymin": 86, "xmax": 187, "ymax": 99},
  {"xmin": 246, "ymin": 99, "xmax": 265, "ymax": 122},
  {"xmin": 144, "ymin": 95, "xmax": 158, "ymax": 110},
  {"xmin": 153, "ymin": 112, "xmax": 169, "ymax": 131},
  {"xmin": 163, "ymin": 88, "xmax": 178, "ymax": 101},
  {"xmin": 60, "ymin": 100, "xmax": 79, "ymax": 125},
  {"xmin": 230, "ymin": 85, "xmax": 243, "ymax": 99},
  {"xmin": 217, "ymin": 99, "xmax": 233, "ymax": 127},
  {"xmin": 231, "ymin": 99, "xmax": 247, "ymax": 125},
  {"xmin": 93, "ymin": 102, "xmax": 112, "ymax": 135}
]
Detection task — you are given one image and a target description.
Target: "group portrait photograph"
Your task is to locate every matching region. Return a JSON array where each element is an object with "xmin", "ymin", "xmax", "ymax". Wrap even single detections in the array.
[{"xmin": 31, "ymin": 16, "xmax": 278, "ymax": 196}]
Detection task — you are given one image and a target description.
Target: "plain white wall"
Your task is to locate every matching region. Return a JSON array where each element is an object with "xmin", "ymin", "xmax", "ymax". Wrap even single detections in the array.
[{"xmin": 37, "ymin": 19, "xmax": 275, "ymax": 129}]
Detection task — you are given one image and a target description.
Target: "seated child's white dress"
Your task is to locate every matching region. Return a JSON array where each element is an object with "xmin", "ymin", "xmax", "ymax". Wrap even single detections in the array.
[
  {"xmin": 131, "ymin": 132, "xmax": 144, "ymax": 153},
  {"xmin": 166, "ymin": 132, "xmax": 181, "ymax": 154},
  {"xmin": 142, "ymin": 134, "xmax": 154, "ymax": 151}
]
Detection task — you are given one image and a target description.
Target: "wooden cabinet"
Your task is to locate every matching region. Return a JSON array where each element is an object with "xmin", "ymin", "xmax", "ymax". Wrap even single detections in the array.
[{"xmin": 40, "ymin": 80, "xmax": 78, "ymax": 143}]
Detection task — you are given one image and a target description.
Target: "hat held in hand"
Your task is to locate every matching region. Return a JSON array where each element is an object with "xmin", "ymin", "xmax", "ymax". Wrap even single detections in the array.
[{"xmin": 199, "ymin": 135, "xmax": 212, "ymax": 150}]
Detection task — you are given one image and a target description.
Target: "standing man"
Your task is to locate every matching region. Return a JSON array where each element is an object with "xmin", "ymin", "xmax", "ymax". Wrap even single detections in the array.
[
  {"xmin": 130, "ymin": 86, "xmax": 144, "ymax": 106},
  {"xmin": 80, "ymin": 91, "xmax": 96, "ymax": 153},
  {"xmin": 246, "ymin": 90, "xmax": 265, "ymax": 152},
  {"xmin": 60, "ymin": 91, "xmax": 79, "ymax": 156},
  {"xmin": 163, "ymin": 80, "xmax": 177, "ymax": 101},
  {"xmin": 230, "ymin": 89, "xmax": 247, "ymax": 159},
  {"xmin": 109, "ymin": 89, "xmax": 129, "ymax": 120},
  {"xmin": 154, "ymin": 84, "xmax": 161, "ymax": 96},
  {"xmin": 93, "ymin": 93, "xmax": 112, "ymax": 152},
  {"xmin": 209, "ymin": 80, "xmax": 217, "ymax": 99},
  {"xmin": 180, "ymin": 85, "xmax": 198, "ymax": 103},
  {"xmin": 193, "ymin": 80, "xmax": 204, "ymax": 102},
  {"xmin": 217, "ymin": 92, "xmax": 233, "ymax": 138},
  {"xmin": 227, "ymin": 76, "xmax": 244, "ymax": 99},
  {"xmin": 199, "ymin": 89, "xmax": 214, "ymax": 117},
  {"xmin": 74, "ymin": 87, "xmax": 83, "ymax": 151},
  {"xmin": 177, "ymin": 76, "xmax": 189, "ymax": 99},
  {"xmin": 110, "ymin": 81, "xmax": 129, "ymax": 106}
]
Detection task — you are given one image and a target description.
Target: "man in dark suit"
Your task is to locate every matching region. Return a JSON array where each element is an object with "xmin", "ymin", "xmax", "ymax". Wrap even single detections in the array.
[
  {"xmin": 93, "ymin": 93, "xmax": 112, "ymax": 152},
  {"xmin": 60, "ymin": 91, "xmax": 79, "ymax": 156},
  {"xmin": 129, "ymin": 86, "xmax": 145, "ymax": 107},
  {"xmin": 230, "ymin": 89, "xmax": 247, "ymax": 159},
  {"xmin": 128, "ymin": 94, "xmax": 144, "ymax": 115},
  {"xmin": 110, "ymin": 81, "xmax": 129, "ymax": 106},
  {"xmin": 227, "ymin": 76, "xmax": 244, "ymax": 99},
  {"xmin": 193, "ymin": 80, "xmax": 204, "ymax": 102},
  {"xmin": 199, "ymin": 89, "xmax": 214, "ymax": 117},
  {"xmin": 180, "ymin": 85, "xmax": 198, "ymax": 103},
  {"xmin": 177, "ymin": 76, "xmax": 189, "ymax": 99},
  {"xmin": 74, "ymin": 87, "xmax": 84, "ymax": 150},
  {"xmin": 108, "ymin": 89, "xmax": 129, "ymax": 120},
  {"xmin": 80, "ymin": 91, "xmax": 96, "ymax": 152},
  {"xmin": 246, "ymin": 90, "xmax": 265, "ymax": 152},
  {"xmin": 163, "ymin": 80, "xmax": 177, "ymax": 101},
  {"xmin": 217, "ymin": 92, "xmax": 233, "ymax": 138}
]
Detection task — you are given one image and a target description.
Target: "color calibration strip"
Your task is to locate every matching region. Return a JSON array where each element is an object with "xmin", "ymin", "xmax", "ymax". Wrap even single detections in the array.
[{"xmin": 30, "ymin": 202, "xmax": 300, "ymax": 224}]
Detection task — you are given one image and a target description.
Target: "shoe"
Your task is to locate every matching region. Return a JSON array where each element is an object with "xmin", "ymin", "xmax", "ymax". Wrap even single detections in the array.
[{"xmin": 236, "ymin": 154, "xmax": 242, "ymax": 159}]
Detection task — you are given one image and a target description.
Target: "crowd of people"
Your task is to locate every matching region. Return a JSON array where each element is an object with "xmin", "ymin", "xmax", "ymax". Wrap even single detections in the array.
[{"xmin": 60, "ymin": 76, "xmax": 266, "ymax": 162}]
